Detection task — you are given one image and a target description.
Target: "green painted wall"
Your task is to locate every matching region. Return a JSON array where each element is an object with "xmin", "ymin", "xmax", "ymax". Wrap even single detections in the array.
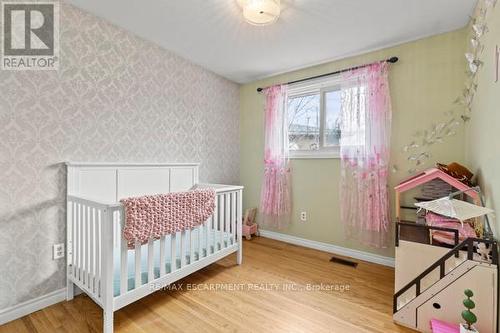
[
  {"xmin": 240, "ymin": 29, "xmax": 468, "ymax": 258},
  {"xmin": 465, "ymin": 7, "xmax": 500, "ymax": 237}
]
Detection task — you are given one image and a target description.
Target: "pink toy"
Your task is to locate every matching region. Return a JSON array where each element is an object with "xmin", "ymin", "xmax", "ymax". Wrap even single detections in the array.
[
  {"xmin": 430, "ymin": 319, "xmax": 459, "ymax": 333},
  {"xmin": 242, "ymin": 208, "xmax": 259, "ymax": 240},
  {"xmin": 426, "ymin": 212, "xmax": 477, "ymax": 245}
]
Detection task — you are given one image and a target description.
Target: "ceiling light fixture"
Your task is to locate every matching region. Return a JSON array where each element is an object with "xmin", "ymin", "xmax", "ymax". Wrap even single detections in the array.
[{"xmin": 237, "ymin": 0, "xmax": 280, "ymax": 26}]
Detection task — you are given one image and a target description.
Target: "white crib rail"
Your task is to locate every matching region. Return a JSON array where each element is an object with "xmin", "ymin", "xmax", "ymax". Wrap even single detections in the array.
[
  {"xmin": 115, "ymin": 188, "xmax": 241, "ymax": 294},
  {"xmin": 67, "ymin": 196, "xmax": 113, "ymax": 307},
  {"xmin": 67, "ymin": 186, "xmax": 243, "ymax": 317}
]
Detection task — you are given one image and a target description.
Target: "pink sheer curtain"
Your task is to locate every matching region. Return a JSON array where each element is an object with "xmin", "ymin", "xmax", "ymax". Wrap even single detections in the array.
[
  {"xmin": 340, "ymin": 62, "xmax": 392, "ymax": 248},
  {"xmin": 260, "ymin": 84, "xmax": 292, "ymax": 228}
]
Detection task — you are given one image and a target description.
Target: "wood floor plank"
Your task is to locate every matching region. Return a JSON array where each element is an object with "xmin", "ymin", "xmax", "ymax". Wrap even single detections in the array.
[
  {"xmin": 0, "ymin": 237, "xmax": 416, "ymax": 332},
  {"xmin": 0, "ymin": 319, "xmax": 32, "ymax": 333}
]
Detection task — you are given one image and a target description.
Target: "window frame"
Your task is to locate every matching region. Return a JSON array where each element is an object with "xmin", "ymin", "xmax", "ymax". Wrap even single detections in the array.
[{"xmin": 287, "ymin": 77, "xmax": 342, "ymax": 159}]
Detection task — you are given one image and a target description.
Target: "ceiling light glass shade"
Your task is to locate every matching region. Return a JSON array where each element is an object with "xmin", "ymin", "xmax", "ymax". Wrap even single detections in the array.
[{"xmin": 238, "ymin": 0, "xmax": 280, "ymax": 26}]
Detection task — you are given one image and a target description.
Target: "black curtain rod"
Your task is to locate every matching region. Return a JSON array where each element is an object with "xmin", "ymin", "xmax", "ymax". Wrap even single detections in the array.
[{"xmin": 256, "ymin": 56, "xmax": 399, "ymax": 93}]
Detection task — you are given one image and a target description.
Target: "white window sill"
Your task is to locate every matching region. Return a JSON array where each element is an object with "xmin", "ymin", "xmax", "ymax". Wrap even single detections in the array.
[{"xmin": 290, "ymin": 151, "xmax": 340, "ymax": 159}]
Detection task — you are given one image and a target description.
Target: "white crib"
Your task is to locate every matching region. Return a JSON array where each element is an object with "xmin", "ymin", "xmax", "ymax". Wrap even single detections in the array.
[{"xmin": 65, "ymin": 163, "xmax": 243, "ymax": 333}]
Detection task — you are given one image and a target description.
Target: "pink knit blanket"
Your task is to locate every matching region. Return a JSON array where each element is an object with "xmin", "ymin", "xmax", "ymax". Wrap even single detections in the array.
[{"xmin": 120, "ymin": 189, "xmax": 216, "ymax": 248}]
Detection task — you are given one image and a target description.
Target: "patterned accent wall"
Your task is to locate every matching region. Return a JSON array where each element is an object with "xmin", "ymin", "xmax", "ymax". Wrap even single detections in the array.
[{"xmin": 0, "ymin": 3, "xmax": 239, "ymax": 309}]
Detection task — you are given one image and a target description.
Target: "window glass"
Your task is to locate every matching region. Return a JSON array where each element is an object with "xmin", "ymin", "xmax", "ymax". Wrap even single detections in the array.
[
  {"xmin": 324, "ymin": 90, "xmax": 342, "ymax": 147},
  {"xmin": 287, "ymin": 94, "xmax": 320, "ymax": 151}
]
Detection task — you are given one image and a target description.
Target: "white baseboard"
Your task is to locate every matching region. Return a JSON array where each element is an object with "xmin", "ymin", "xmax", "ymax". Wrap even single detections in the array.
[
  {"xmin": 258, "ymin": 230, "xmax": 395, "ymax": 267},
  {"xmin": 0, "ymin": 288, "xmax": 66, "ymax": 326}
]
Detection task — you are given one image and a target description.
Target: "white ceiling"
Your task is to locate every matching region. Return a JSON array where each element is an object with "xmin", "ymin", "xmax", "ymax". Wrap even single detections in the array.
[{"xmin": 67, "ymin": 0, "xmax": 477, "ymax": 84}]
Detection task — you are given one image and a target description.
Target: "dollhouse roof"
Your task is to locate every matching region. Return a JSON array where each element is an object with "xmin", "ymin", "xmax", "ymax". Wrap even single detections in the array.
[{"xmin": 394, "ymin": 168, "xmax": 479, "ymax": 201}]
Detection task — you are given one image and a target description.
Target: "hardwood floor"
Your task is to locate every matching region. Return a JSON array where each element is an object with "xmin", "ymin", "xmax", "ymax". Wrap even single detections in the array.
[{"xmin": 0, "ymin": 237, "xmax": 416, "ymax": 333}]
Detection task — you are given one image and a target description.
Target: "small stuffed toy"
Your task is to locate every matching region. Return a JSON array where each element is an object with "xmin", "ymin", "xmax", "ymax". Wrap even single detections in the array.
[
  {"xmin": 242, "ymin": 208, "xmax": 259, "ymax": 240},
  {"xmin": 476, "ymin": 242, "xmax": 491, "ymax": 262},
  {"xmin": 436, "ymin": 162, "xmax": 474, "ymax": 186}
]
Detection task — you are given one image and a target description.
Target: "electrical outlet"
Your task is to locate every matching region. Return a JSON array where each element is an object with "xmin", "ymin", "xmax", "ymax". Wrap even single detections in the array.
[
  {"xmin": 300, "ymin": 211, "xmax": 307, "ymax": 222},
  {"xmin": 53, "ymin": 243, "xmax": 65, "ymax": 260}
]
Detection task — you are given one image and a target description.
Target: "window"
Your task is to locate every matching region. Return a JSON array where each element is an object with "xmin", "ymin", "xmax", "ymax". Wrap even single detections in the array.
[{"xmin": 287, "ymin": 78, "xmax": 342, "ymax": 158}]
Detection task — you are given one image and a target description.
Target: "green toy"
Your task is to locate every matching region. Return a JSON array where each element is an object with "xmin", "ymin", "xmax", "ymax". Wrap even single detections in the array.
[{"xmin": 461, "ymin": 289, "xmax": 477, "ymax": 331}]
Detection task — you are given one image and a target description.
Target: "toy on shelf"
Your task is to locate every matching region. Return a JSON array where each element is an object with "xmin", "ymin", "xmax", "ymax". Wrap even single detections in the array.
[
  {"xmin": 242, "ymin": 207, "xmax": 259, "ymax": 240},
  {"xmin": 430, "ymin": 319, "xmax": 459, "ymax": 333},
  {"xmin": 476, "ymin": 243, "xmax": 491, "ymax": 262},
  {"xmin": 461, "ymin": 289, "xmax": 478, "ymax": 333},
  {"xmin": 415, "ymin": 189, "xmax": 494, "ymax": 242}
]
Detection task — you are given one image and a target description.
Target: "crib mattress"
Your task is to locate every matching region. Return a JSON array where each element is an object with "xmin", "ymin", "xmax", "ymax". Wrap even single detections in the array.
[{"xmin": 113, "ymin": 230, "xmax": 232, "ymax": 296}]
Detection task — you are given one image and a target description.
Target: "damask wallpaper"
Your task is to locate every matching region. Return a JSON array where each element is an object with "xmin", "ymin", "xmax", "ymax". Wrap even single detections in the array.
[{"xmin": 0, "ymin": 3, "xmax": 239, "ymax": 310}]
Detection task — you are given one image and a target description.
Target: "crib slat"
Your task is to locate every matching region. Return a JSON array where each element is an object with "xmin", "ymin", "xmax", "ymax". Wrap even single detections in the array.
[
  {"xmin": 114, "ymin": 212, "xmax": 120, "ymax": 250},
  {"xmin": 206, "ymin": 217, "xmax": 210, "ymax": 256},
  {"xmin": 72, "ymin": 202, "xmax": 77, "ymax": 278},
  {"xmin": 237, "ymin": 190, "xmax": 243, "ymax": 265},
  {"xmin": 180, "ymin": 231, "xmax": 186, "ymax": 268},
  {"xmin": 225, "ymin": 193, "xmax": 230, "ymax": 248},
  {"xmin": 75, "ymin": 203, "xmax": 79, "ymax": 281},
  {"xmin": 231, "ymin": 192, "xmax": 236, "ymax": 245},
  {"xmin": 147, "ymin": 240, "xmax": 154, "ymax": 282},
  {"xmin": 135, "ymin": 243, "xmax": 141, "ymax": 288},
  {"xmin": 219, "ymin": 195, "xmax": 224, "ymax": 251},
  {"xmin": 198, "ymin": 225, "xmax": 202, "ymax": 261},
  {"xmin": 222, "ymin": 194, "xmax": 226, "ymax": 249},
  {"xmin": 221, "ymin": 194, "xmax": 226, "ymax": 249},
  {"xmin": 220, "ymin": 194, "xmax": 225, "ymax": 248},
  {"xmin": 85, "ymin": 206, "xmax": 90, "ymax": 284},
  {"xmin": 224, "ymin": 193, "xmax": 232, "ymax": 247},
  {"xmin": 206, "ymin": 218, "xmax": 210, "ymax": 255},
  {"xmin": 81, "ymin": 205, "xmax": 85, "ymax": 280},
  {"xmin": 213, "ymin": 197, "xmax": 218, "ymax": 253},
  {"xmin": 67, "ymin": 201, "xmax": 71, "ymax": 271},
  {"xmin": 89, "ymin": 208, "xmax": 95, "ymax": 293},
  {"xmin": 189, "ymin": 229, "xmax": 194, "ymax": 264},
  {"xmin": 160, "ymin": 236, "xmax": 166, "ymax": 276},
  {"xmin": 171, "ymin": 233, "xmax": 177, "ymax": 271},
  {"xmin": 96, "ymin": 210, "xmax": 101, "ymax": 297},
  {"xmin": 215, "ymin": 195, "xmax": 220, "ymax": 251},
  {"xmin": 214, "ymin": 195, "xmax": 224, "ymax": 252},
  {"xmin": 85, "ymin": 206, "xmax": 90, "ymax": 285},
  {"xmin": 83, "ymin": 205, "xmax": 88, "ymax": 284},
  {"xmin": 79, "ymin": 203, "xmax": 83, "ymax": 281},
  {"xmin": 215, "ymin": 202, "xmax": 218, "ymax": 253},
  {"xmin": 120, "ymin": 213, "xmax": 128, "ymax": 295}
]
